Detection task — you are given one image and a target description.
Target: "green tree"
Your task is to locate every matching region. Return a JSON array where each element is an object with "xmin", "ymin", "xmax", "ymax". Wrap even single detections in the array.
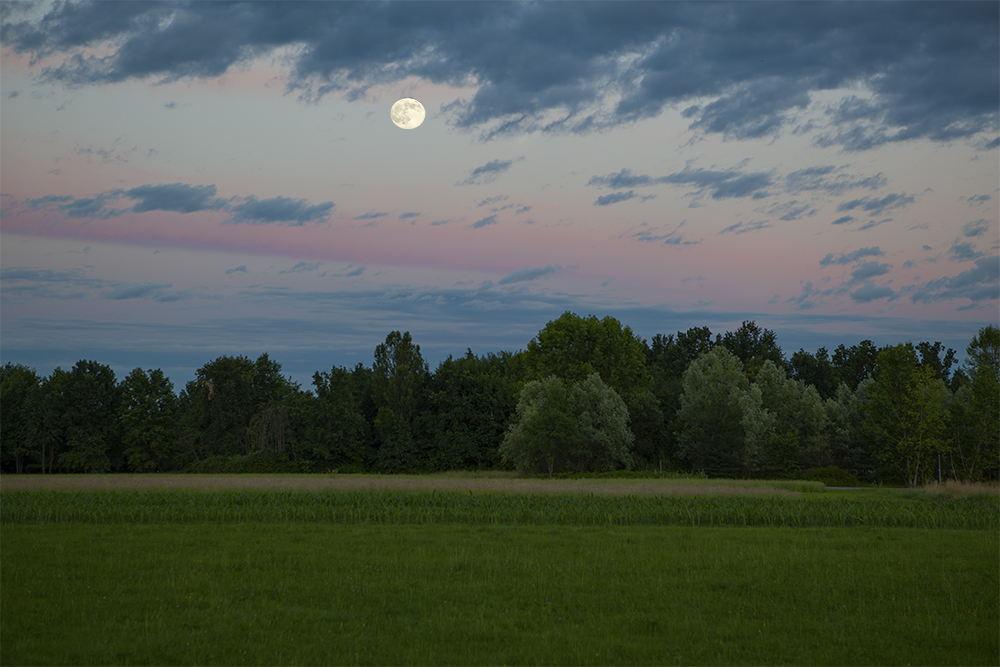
[
  {"xmin": 789, "ymin": 347, "xmax": 837, "ymax": 399},
  {"xmin": 428, "ymin": 350, "xmax": 521, "ymax": 470},
  {"xmin": 718, "ymin": 321, "xmax": 786, "ymax": 380},
  {"xmin": 832, "ymin": 340, "xmax": 881, "ymax": 390},
  {"xmin": 864, "ymin": 344, "xmax": 951, "ymax": 486},
  {"xmin": 0, "ymin": 363, "xmax": 42, "ymax": 473},
  {"xmin": 119, "ymin": 368, "xmax": 180, "ymax": 472},
  {"xmin": 823, "ymin": 382, "xmax": 870, "ymax": 479},
  {"xmin": 57, "ymin": 360, "xmax": 122, "ymax": 473},
  {"xmin": 674, "ymin": 347, "xmax": 749, "ymax": 477},
  {"xmin": 958, "ymin": 325, "xmax": 1000, "ymax": 481},
  {"xmin": 501, "ymin": 373, "xmax": 633, "ymax": 476},
  {"xmin": 296, "ymin": 365, "xmax": 367, "ymax": 470},
  {"xmin": 524, "ymin": 312, "xmax": 651, "ymax": 395},
  {"xmin": 372, "ymin": 331, "xmax": 429, "ymax": 472}
]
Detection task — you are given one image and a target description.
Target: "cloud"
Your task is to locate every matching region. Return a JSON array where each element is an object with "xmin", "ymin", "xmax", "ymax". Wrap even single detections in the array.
[
  {"xmin": 819, "ymin": 247, "xmax": 885, "ymax": 267},
  {"xmin": 909, "ymin": 255, "xmax": 999, "ymax": 305},
  {"xmin": 850, "ymin": 261, "xmax": 892, "ymax": 282},
  {"xmin": 470, "ymin": 215, "xmax": 497, "ymax": 229},
  {"xmin": 6, "ymin": 3, "xmax": 993, "ymax": 150},
  {"xmin": 458, "ymin": 158, "xmax": 520, "ymax": 185},
  {"xmin": 836, "ymin": 192, "xmax": 915, "ymax": 216},
  {"xmin": 399, "ymin": 211, "xmax": 421, "ymax": 219},
  {"xmin": 719, "ymin": 220, "xmax": 771, "ymax": 235},
  {"xmin": 230, "ymin": 196, "xmax": 334, "ymax": 225},
  {"xmin": 850, "ymin": 282, "xmax": 896, "ymax": 303},
  {"xmin": 784, "ymin": 167, "xmax": 887, "ymax": 196},
  {"xmin": 125, "ymin": 183, "xmax": 222, "ymax": 213},
  {"xmin": 497, "ymin": 265, "xmax": 562, "ymax": 285},
  {"xmin": 589, "ymin": 165, "xmax": 773, "ymax": 201},
  {"xmin": 962, "ymin": 218, "xmax": 991, "ymax": 237},
  {"xmin": 785, "ymin": 282, "xmax": 818, "ymax": 310},
  {"xmin": 626, "ymin": 224, "xmax": 700, "ymax": 247},
  {"xmin": 100, "ymin": 281, "xmax": 174, "ymax": 301},
  {"xmin": 594, "ymin": 190, "xmax": 646, "ymax": 207},
  {"xmin": 354, "ymin": 211, "xmax": 388, "ymax": 221},
  {"xmin": 225, "ymin": 265, "xmax": 247, "ymax": 275},
  {"xmin": 831, "ymin": 215, "xmax": 854, "ymax": 225},
  {"xmin": 340, "ymin": 266, "xmax": 365, "ymax": 277},
  {"xmin": 279, "ymin": 261, "xmax": 324, "ymax": 275},
  {"xmin": 949, "ymin": 240, "xmax": 984, "ymax": 262}
]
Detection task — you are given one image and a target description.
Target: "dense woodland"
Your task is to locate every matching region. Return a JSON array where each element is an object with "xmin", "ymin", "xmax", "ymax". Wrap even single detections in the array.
[{"xmin": 1, "ymin": 313, "xmax": 997, "ymax": 486}]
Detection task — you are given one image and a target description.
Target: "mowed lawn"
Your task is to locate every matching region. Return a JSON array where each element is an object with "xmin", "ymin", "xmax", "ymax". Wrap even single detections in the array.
[{"xmin": 1, "ymin": 477, "xmax": 997, "ymax": 666}]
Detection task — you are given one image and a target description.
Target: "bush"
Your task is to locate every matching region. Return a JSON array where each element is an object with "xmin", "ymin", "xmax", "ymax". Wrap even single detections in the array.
[
  {"xmin": 183, "ymin": 451, "xmax": 316, "ymax": 474},
  {"xmin": 801, "ymin": 466, "xmax": 861, "ymax": 487}
]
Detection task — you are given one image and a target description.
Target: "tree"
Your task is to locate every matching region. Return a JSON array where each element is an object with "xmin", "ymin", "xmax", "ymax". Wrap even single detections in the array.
[
  {"xmin": 824, "ymin": 382, "xmax": 870, "ymax": 479},
  {"xmin": 915, "ymin": 341, "xmax": 958, "ymax": 389},
  {"xmin": 864, "ymin": 344, "xmax": 951, "ymax": 486},
  {"xmin": 718, "ymin": 321, "xmax": 786, "ymax": 380},
  {"xmin": 832, "ymin": 340, "xmax": 881, "ymax": 391},
  {"xmin": 57, "ymin": 360, "xmax": 122, "ymax": 473},
  {"xmin": 524, "ymin": 312, "xmax": 651, "ymax": 396},
  {"xmin": 296, "ymin": 365, "xmax": 367, "ymax": 470},
  {"xmin": 957, "ymin": 325, "xmax": 1000, "ymax": 481},
  {"xmin": 501, "ymin": 373, "xmax": 633, "ymax": 476},
  {"xmin": 0, "ymin": 363, "xmax": 42, "ymax": 473},
  {"xmin": 673, "ymin": 347, "xmax": 750, "ymax": 477},
  {"xmin": 372, "ymin": 331, "xmax": 429, "ymax": 471},
  {"xmin": 428, "ymin": 350, "xmax": 520, "ymax": 470},
  {"xmin": 119, "ymin": 368, "xmax": 180, "ymax": 472},
  {"xmin": 789, "ymin": 347, "xmax": 837, "ymax": 400}
]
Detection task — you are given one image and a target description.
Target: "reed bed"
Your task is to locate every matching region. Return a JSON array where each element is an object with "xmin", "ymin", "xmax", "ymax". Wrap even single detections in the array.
[{"xmin": 2, "ymin": 489, "xmax": 996, "ymax": 529}]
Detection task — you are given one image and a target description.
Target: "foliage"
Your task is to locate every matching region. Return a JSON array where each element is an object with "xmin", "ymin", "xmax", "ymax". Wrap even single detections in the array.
[
  {"xmin": 832, "ymin": 339, "xmax": 881, "ymax": 391},
  {"xmin": 501, "ymin": 373, "xmax": 634, "ymax": 476},
  {"xmin": 789, "ymin": 347, "xmax": 837, "ymax": 399},
  {"xmin": 294, "ymin": 366, "xmax": 367, "ymax": 470},
  {"xmin": 524, "ymin": 311, "xmax": 651, "ymax": 395},
  {"xmin": 119, "ymin": 368, "xmax": 180, "ymax": 472},
  {"xmin": 718, "ymin": 320, "xmax": 786, "ymax": 380},
  {"xmin": 0, "ymin": 363, "xmax": 42, "ymax": 474},
  {"xmin": 55, "ymin": 361, "xmax": 122, "ymax": 473},
  {"xmin": 957, "ymin": 325, "xmax": 1000, "ymax": 482},
  {"xmin": 673, "ymin": 347, "xmax": 749, "ymax": 477}
]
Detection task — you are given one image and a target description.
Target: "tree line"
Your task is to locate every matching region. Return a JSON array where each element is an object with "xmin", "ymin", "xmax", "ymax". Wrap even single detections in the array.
[{"xmin": 1, "ymin": 314, "xmax": 997, "ymax": 486}]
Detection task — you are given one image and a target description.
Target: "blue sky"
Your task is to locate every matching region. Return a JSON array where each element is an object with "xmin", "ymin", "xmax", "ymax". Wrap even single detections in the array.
[{"xmin": 1, "ymin": 1, "xmax": 997, "ymax": 389}]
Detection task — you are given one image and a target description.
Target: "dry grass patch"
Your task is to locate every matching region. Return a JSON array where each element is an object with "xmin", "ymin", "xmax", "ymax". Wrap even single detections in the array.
[
  {"xmin": 0, "ymin": 474, "xmax": 809, "ymax": 497},
  {"xmin": 922, "ymin": 480, "xmax": 1000, "ymax": 499}
]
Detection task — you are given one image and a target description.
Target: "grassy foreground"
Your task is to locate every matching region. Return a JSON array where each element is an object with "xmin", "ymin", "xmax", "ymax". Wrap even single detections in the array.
[
  {"xmin": 2, "ymin": 523, "xmax": 997, "ymax": 666},
  {"xmin": 1, "ymin": 480, "xmax": 997, "ymax": 665}
]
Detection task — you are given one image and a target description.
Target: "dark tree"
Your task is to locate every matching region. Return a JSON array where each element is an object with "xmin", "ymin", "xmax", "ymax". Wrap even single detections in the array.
[
  {"xmin": 789, "ymin": 347, "xmax": 838, "ymax": 399},
  {"xmin": 718, "ymin": 321, "xmax": 786, "ymax": 380},
  {"xmin": 119, "ymin": 367, "xmax": 180, "ymax": 472},
  {"xmin": 0, "ymin": 363, "xmax": 42, "ymax": 473},
  {"xmin": 56, "ymin": 360, "xmax": 122, "ymax": 473},
  {"xmin": 832, "ymin": 340, "xmax": 881, "ymax": 390},
  {"xmin": 372, "ymin": 331, "xmax": 429, "ymax": 472}
]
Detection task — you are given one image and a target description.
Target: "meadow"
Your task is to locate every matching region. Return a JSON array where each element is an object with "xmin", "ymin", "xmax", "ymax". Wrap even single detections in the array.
[{"xmin": 1, "ymin": 474, "xmax": 998, "ymax": 666}]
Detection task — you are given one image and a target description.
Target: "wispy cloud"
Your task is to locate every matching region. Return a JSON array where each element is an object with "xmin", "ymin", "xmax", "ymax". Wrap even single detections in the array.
[{"xmin": 497, "ymin": 265, "xmax": 562, "ymax": 285}]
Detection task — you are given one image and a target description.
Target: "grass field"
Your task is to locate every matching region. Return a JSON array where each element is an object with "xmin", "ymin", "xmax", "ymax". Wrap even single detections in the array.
[{"xmin": 1, "ymin": 474, "xmax": 998, "ymax": 666}]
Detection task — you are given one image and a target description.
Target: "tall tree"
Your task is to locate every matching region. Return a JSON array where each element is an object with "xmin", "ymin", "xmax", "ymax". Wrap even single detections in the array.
[
  {"xmin": 501, "ymin": 373, "xmax": 633, "ymax": 476},
  {"xmin": 789, "ymin": 347, "xmax": 837, "ymax": 399},
  {"xmin": 863, "ymin": 344, "xmax": 951, "ymax": 486},
  {"xmin": 119, "ymin": 368, "xmax": 180, "ymax": 472},
  {"xmin": 296, "ymin": 365, "xmax": 367, "ymax": 470},
  {"xmin": 718, "ymin": 321, "xmax": 786, "ymax": 380},
  {"xmin": 524, "ymin": 312, "xmax": 652, "ymax": 395},
  {"xmin": 958, "ymin": 325, "xmax": 1000, "ymax": 481},
  {"xmin": 0, "ymin": 363, "xmax": 42, "ymax": 473},
  {"xmin": 673, "ymin": 347, "xmax": 750, "ymax": 477},
  {"xmin": 57, "ymin": 360, "xmax": 122, "ymax": 473},
  {"xmin": 372, "ymin": 331, "xmax": 429, "ymax": 471},
  {"xmin": 915, "ymin": 341, "xmax": 958, "ymax": 389},
  {"xmin": 832, "ymin": 340, "xmax": 881, "ymax": 390}
]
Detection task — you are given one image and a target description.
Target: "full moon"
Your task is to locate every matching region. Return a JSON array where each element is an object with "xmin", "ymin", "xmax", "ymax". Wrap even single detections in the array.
[{"xmin": 390, "ymin": 98, "xmax": 425, "ymax": 129}]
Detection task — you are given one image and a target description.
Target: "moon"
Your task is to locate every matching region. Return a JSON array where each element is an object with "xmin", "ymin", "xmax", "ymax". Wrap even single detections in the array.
[{"xmin": 390, "ymin": 98, "xmax": 425, "ymax": 129}]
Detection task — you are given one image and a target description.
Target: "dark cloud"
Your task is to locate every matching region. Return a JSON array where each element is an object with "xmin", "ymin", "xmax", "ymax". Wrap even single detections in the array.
[
  {"xmin": 719, "ymin": 220, "xmax": 771, "ymax": 235},
  {"xmin": 590, "ymin": 165, "xmax": 773, "ymax": 201},
  {"xmin": 850, "ymin": 261, "xmax": 892, "ymax": 282},
  {"xmin": 497, "ymin": 265, "xmax": 562, "ymax": 285},
  {"xmin": 459, "ymin": 159, "xmax": 520, "ymax": 186},
  {"xmin": 626, "ymin": 224, "xmax": 699, "ymax": 247},
  {"xmin": 831, "ymin": 215, "xmax": 854, "ymax": 225},
  {"xmin": 785, "ymin": 282, "xmax": 818, "ymax": 311},
  {"xmin": 399, "ymin": 211, "xmax": 420, "ymax": 219},
  {"xmin": 594, "ymin": 190, "xmax": 648, "ymax": 207},
  {"xmin": 922, "ymin": 245, "xmax": 933, "ymax": 251},
  {"xmin": 225, "ymin": 265, "xmax": 247, "ymax": 275},
  {"xmin": 100, "ymin": 281, "xmax": 173, "ymax": 300},
  {"xmin": 965, "ymin": 194, "xmax": 991, "ymax": 206},
  {"xmin": 837, "ymin": 192, "xmax": 915, "ymax": 216},
  {"xmin": 949, "ymin": 240, "xmax": 984, "ymax": 262},
  {"xmin": 279, "ymin": 261, "xmax": 324, "ymax": 275},
  {"xmin": 850, "ymin": 282, "xmax": 895, "ymax": 304},
  {"xmin": 819, "ymin": 246, "xmax": 885, "ymax": 267},
  {"xmin": 962, "ymin": 218, "xmax": 991, "ymax": 237},
  {"xmin": 125, "ymin": 183, "xmax": 221, "ymax": 213},
  {"xmin": 342, "ymin": 266, "xmax": 365, "ymax": 277},
  {"xmin": 909, "ymin": 255, "xmax": 999, "ymax": 305},
  {"xmin": 784, "ymin": 166, "xmax": 887, "ymax": 196},
  {"xmin": 6, "ymin": 2, "xmax": 994, "ymax": 149},
  {"xmin": 470, "ymin": 215, "xmax": 497, "ymax": 229},
  {"xmin": 231, "ymin": 196, "xmax": 334, "ymax": 225}
]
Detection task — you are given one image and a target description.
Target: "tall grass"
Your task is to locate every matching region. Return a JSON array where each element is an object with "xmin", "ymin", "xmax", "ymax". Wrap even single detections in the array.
[{"xmin": 2, "ymin": 489, "xmax": 996, "ymax": 529}]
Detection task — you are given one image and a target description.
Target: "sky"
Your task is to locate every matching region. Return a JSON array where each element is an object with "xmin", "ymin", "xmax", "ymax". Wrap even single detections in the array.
[{"xmin": 1, "ymin": 0, "xmax": 998, "ymax": 391}]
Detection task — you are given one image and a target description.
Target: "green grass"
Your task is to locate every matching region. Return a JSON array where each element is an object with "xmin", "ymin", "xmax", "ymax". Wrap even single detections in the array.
[
  {"xmin": 2, "ymin": 523, "xmax": 996, "ymax": 666},
  {"xmin": 3, "ymin": 489, "xmax": 997, "ymax": 529}
]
